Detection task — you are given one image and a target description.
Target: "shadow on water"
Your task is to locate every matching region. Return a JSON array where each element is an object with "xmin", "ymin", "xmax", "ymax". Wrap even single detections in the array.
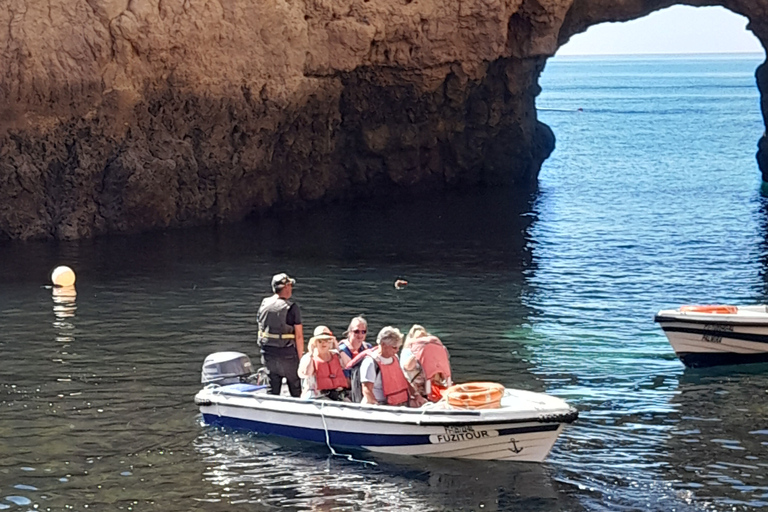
[
  {"xmin": 0, "ymin": 188, "xmax": 538, "ymax": 282},
  {"xmin": 0, "ymin": 188, "xmax": 546, "ymax": 385},
  {"xmin": 0, "ymin": 188, "xmax": 571, "ymax": 511}
]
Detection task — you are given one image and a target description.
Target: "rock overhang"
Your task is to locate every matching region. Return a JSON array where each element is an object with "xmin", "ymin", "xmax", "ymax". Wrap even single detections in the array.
[{"xmin": 0, "ymin": 0, "xmax": 765, "ymax": 239}]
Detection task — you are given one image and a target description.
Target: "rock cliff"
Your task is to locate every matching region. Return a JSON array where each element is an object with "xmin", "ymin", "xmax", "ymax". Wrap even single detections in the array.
[{"xmin": 0, "ymin": 0, "xmax": 765, "ymax": 239}]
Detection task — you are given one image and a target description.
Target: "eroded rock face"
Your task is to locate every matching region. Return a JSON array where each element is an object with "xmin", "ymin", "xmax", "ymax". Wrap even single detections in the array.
[{"xmin": 0, "ymin": 0, "xmax": 764, "ymax": 239}]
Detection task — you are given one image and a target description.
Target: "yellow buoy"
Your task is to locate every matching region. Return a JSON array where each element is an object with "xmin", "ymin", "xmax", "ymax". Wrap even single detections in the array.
[{"xmin": 51, "ymin": 266, "xmax": 76, "ymax": 287}]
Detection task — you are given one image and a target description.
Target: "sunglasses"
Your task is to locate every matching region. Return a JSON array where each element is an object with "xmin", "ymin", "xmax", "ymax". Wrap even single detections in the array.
[{"xmin": 351, "ymin": 329, "xmax": 367, "ymax": 334}]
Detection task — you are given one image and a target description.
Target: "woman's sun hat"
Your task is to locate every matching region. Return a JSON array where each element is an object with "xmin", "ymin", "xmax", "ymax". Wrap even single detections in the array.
[{"xmin": 309, "ymin": 325, "xmax": 335, "ymax": 344}]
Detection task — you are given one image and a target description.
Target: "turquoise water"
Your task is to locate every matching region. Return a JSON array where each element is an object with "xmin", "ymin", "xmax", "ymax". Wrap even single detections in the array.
[
  {"xmin": 536, "ymin": 53, "xmax": 768, "ymax": 511},
  {"xmin": 1, "ymin": 54, "xmax": 768, "ymax": 511}
]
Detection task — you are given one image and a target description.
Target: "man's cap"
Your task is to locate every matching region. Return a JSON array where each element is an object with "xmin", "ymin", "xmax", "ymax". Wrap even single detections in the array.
[{"xmin": 271, "ymin": 273, "xmax": 296, "ymax": 292}]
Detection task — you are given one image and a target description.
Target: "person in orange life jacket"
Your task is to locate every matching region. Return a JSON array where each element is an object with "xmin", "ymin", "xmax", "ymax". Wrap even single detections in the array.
[
  {"xmin": 359, "ymin": 326, "xmax": 426, "ymax": 407},
  {"xmin": 338, "ymin": 316, "xmax": 373, "ymax": 377},
  {"xmin": 297, "ymin": 325, "xmax": 352, "ymax": 401},
  {"xmin": 401, "ymin": 324, "xmax": 452, "ymax": 402},
  {"xmin": 257, "ymin": 273, "xmax": 304, "ymax": 397}
]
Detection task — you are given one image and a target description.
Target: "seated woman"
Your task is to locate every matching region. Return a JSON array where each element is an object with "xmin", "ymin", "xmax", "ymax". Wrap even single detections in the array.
[
  {"xmin": 298, "ymin": 325, "xmax": 351, "ymax": 401},
  {"xmin": 338, "ymin": 316, "xmax": 373, "ymax": 359},
  {"xmin": 338, "ymin": 316, "xmax": 373, "ymax": 378},
  {"xmin": 400, "ymin": 325, "xmax": 452, "ymax": 402}
]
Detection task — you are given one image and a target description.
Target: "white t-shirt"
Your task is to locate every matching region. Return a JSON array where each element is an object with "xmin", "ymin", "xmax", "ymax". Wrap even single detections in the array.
[
  {"xmin": 298, "ymin": 353, "xmax": 318, "ymax": 399},
  {"xmin": 360, "ymin": 355, "xmax": 394, "ymax": 403}
]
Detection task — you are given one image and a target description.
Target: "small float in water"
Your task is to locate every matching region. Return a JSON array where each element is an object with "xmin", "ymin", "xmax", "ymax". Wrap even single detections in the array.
[
  {"xmin": 194, "ymin": 352, "xmax": 578, "ymax": 462},
  {"xmin": 655, "ymin": 305, "xmax": 768, "ymax": 367}
]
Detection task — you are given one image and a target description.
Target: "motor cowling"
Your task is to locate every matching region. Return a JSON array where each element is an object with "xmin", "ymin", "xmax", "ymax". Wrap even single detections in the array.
[{"xmin": 201, "ymin": 352, "xmax": 254, "ymax": 385}]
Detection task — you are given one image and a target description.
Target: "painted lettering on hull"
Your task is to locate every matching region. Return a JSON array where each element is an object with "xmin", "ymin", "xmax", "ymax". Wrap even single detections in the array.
[
  {"xmin": 429, "ymin": 425, "xmax": 499, "ymax": 444},
  {"xmin": 702, "ymin": 323, "xmax": 734, "ymax": 344}
]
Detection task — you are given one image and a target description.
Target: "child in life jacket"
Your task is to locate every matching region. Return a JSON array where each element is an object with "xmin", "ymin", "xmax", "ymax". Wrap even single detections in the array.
[
  {"xmin": 297, "ymin": 325, "xmax": 352, "ymax": 401},
  {"xmin": 400, "ymin": 325, "xmax": 452, "ymax": 402}
]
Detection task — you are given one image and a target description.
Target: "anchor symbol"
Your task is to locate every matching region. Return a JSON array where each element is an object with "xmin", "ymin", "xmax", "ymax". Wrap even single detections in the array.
[{"xmin": 509, "ymin": 438, "xmax": 523, "ymax": 454}]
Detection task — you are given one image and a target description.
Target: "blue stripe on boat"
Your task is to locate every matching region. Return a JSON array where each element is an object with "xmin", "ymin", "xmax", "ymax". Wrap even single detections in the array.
[
  {"xmin": 679, "ymin": 352, "xmax": 768, "ymax": 368},
  {"xmin": 203, "ymin": 414, "xmax": 429, "ymax": 446}
]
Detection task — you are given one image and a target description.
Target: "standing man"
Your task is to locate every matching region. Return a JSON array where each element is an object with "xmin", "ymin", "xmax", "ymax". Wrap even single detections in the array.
[{"xmin": 257, "ymin": 273, "xmax": 304, "ymax": 397}]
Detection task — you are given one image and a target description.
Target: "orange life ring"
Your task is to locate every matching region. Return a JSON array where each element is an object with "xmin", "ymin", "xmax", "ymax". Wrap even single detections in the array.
[
  {"xmin": 445, "ymin": 382, "xmax": 505, "ymax": 410},
  {"xmin": 679, "ymin": 305, "xmax": 738, "ymax": 315}
]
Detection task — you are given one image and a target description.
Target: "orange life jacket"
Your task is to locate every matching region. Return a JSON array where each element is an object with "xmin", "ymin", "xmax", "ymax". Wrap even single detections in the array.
[
  {"xmin": 372, "ymin": 353, "xmax": 410, "ymax": 406},
  {"xmin": 313, "ymin": 354, "xmax": 349, "ymax": 391},
  {"xmin": 409, "ymin": 336, "xmax": 452, "ymax": 383}
]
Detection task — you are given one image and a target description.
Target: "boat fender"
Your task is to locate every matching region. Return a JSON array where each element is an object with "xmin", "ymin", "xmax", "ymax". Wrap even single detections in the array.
[{"xmin": 445, "ymin": 382, "xmax": 505, "ymax": 409}]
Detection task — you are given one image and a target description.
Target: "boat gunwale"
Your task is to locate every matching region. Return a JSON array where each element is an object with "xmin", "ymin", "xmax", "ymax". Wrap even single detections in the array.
[
  {"xmin": 196, "ymin": 390, "xmax": 578, "ymax": 426},
  {"xmin": 200, "ymin": 405, "xmax": 573, "ymax": 428},
  {"xmin": 654, "ymin": 314, "xmax": 768, "ymax": 327}
]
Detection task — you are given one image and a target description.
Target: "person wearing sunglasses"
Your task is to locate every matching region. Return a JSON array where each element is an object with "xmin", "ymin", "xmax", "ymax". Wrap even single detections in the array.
[{"xmin": 338, "ymin": 316, "xmax": 373, "ymax": 361}]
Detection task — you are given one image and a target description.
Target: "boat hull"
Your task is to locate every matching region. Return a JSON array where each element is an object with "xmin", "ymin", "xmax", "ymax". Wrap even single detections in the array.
[
  {"xmin": 655, "ymin": 307, "xmax": 768, "ymax": 368},
  {"xmin": 196, "ymin": 384, "xmax": 577, "ymax": 462}
]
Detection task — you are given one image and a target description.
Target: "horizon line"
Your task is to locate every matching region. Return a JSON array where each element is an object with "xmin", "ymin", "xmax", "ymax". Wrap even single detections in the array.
[{"xmin": 555, "ymin": 50, "xmax": 765, "ymax": 57}]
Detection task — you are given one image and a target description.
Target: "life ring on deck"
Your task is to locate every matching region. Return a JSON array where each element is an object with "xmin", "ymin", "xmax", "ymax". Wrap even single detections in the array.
[
  {"xmin": 679, "ymin": 305, "xmax": 737, "ymax": 315},
  {"xmin": 445, "ymin": 382, "xmax": 505, "ymax": 409}
]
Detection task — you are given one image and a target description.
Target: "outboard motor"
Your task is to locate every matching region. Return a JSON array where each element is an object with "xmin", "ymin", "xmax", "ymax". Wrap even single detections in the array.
[{"xmin": 201, "ymin": 352, "xmax": 254, "ymax": 385}]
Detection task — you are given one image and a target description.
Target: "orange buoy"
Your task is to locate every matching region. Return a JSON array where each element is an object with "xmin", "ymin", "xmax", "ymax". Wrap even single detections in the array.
[
  {"xmin": 679, "ymin": 305, "xmax": 737, "ymax": 315},
  {"xmin": 51, "ymin": 266, "xmax": 76, "ymax": 287},
  {"xmin": 394, "ymin": 279, "xmax": 408, "ymax": 289},
  {"xmin": 445, "ymin": 382, "xmax": 505, "ymax": 410}
]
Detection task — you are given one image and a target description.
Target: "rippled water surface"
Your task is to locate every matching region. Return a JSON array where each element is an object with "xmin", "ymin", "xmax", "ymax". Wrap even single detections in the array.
[{"xmin": 3, "ymin": 54, "xmax": 768, "ymax": 511}]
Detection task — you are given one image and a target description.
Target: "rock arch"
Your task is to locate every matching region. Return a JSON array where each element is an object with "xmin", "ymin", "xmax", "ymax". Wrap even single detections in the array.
[
  {"xmin": 0, "ymin": 0, "xmax": 766, "ymax": 239},
  {"xmin": 558, "ymin": 0, "xmax": 768, "ymax": 175}
]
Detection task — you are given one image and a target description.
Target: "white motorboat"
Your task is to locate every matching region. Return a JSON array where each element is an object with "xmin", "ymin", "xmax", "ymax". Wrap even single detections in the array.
[
  {"xmin": 194, "ymin": 352, "xmax": 578, "ymax": 462},
  {"xmin": 654, "ymin": 305, "xmax": 768, "ymax": 367}
]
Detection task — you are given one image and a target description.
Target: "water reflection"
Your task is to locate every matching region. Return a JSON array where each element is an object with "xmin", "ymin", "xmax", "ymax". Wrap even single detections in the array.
[
  {"xmin": 663, "ymin": 367, "xmax": 768, "ymax": 509},
  {"xmin": 52, "ymin": 285, "xmax": 77, "ymax": 319},
  {"xmin": 194, "ymin": 427, "xmax": 578, "ymax": 511},
  {"xmin": 756, "ymin": 194, "xmax": 768, "ymax": 298}
]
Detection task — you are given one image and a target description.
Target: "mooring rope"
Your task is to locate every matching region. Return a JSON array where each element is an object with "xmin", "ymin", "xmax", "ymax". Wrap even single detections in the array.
[{"xmin": 318, "ymin": 401, "xmax": 377, "ymax": 466}]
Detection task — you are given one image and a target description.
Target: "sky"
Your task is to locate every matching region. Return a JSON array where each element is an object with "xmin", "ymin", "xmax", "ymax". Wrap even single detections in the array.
[{"xmin": 557, "ymin": 5, "xmax": 765, "ymax": 56}]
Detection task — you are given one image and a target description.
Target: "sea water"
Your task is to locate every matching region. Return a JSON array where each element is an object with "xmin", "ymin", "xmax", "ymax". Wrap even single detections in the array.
[{"xmin": 1, "ymin": 53, "xmax": 767, "ymax": 511}]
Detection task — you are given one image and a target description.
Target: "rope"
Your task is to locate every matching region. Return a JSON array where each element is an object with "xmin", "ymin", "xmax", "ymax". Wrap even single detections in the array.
[
  {"xmin": 416, "ymin": 402, "xmax": 431, "ymax": 425},
  {"xmin": 318, "ymin": 401, "xmax": 377, "ymax": 466}
]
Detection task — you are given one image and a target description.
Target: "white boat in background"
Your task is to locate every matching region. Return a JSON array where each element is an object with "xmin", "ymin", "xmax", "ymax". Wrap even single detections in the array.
[
  {"xmin": 194, "ymin": 352, "xmax": 578, "ymax": 462},
  {"xmin": 654, "ymin": 305, "xmax": 768, "ymax": 368}
]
